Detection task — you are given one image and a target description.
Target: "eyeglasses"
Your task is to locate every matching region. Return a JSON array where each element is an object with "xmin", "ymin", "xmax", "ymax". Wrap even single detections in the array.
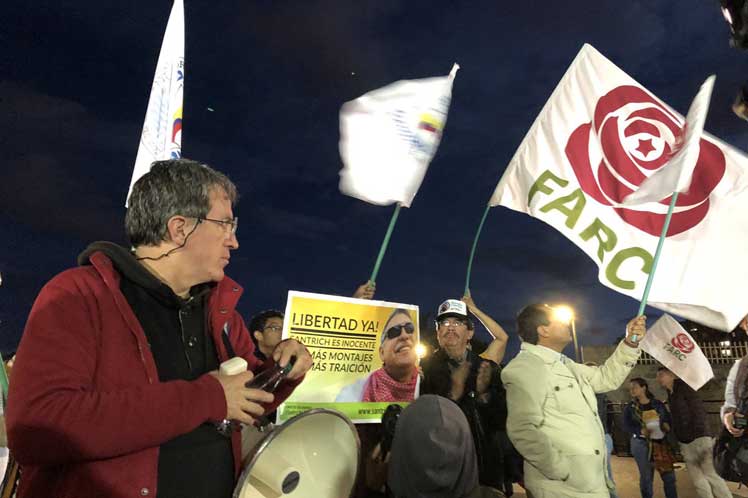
[
  {"xmin": 263, "ymin": 325, "xmax": 283, "ymax": 333},
  {"xmin": 384, "ymin": 322, "xmax": 415, "ymax": 340},
  {"xmin": 199, "ymin": 216, "xmax": 238, "ymax": 235},
  {"xmin": 438, "ymin": 318, "xmax": 467, "ymax": 328}
]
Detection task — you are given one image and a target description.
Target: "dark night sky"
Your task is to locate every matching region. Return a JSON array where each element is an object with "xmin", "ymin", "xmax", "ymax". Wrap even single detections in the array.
[{"xmin": 2, "ymin": 1, "xmax": 747, "ymax": 358}]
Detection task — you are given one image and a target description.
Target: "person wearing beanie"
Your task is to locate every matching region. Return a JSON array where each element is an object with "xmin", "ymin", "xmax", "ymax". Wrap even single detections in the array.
[{"xmin": 387, "ymin": 395, "xmax": 505, "ymax": 498}]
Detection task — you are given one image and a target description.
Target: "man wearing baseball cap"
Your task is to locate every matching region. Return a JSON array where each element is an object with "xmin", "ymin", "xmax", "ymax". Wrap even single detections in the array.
[{"xmin": 420, "ymin": 296, "xmax": 514, "ymax": 494}]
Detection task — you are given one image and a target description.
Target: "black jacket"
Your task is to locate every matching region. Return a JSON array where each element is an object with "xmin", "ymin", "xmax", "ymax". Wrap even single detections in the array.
[
  {"xmin": 420, "ymin": 349, "xmax": 509, "ymax": 490},
  {"xmin": 667, "ymin": 379, "xmax": 710, "ymax": 443}
]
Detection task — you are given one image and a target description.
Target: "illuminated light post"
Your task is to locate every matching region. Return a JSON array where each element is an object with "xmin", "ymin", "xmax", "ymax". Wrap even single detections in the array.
[{"xmin": 553, "ymin": 305, "xmax": 579, "ymax": 362}]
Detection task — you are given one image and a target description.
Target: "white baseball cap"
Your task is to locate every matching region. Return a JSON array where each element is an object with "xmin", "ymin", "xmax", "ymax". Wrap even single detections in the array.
[{"xmin": 436, "ymin": 299, "xmax": 468, "ymax": 320}]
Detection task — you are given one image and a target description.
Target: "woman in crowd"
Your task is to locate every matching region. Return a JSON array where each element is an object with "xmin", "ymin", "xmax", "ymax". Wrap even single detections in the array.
[{"xmin": 623, "ymin": 377, "xmax": 678, "ymax": 498}]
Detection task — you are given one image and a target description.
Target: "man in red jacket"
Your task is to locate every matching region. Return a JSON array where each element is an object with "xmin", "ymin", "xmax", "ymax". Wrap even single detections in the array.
[{"xmin": 6, "ymin": 159, "xmax": 312, "ymax": 498}]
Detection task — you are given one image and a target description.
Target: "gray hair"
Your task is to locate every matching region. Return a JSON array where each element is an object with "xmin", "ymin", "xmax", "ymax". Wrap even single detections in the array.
[{"xmin": 125, "ymin": 158, "xmax": 238, "ymax": 246}]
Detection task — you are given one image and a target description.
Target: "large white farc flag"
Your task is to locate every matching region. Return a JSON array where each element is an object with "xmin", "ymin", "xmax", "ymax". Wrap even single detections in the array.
[
  {"xmin": 126, "ymin": 0, "xmax": 185, "ymax": 206},
  {"xmin": 640, "ymin": 314, "xmax": 714, "ymax": 390},
  {"xmin": 490, "ymin": 44, "xmax": 748, "ymax": 331},
  {"xmin": 338, "ymin": 64, "xmax": 459, "ymax": 207}
]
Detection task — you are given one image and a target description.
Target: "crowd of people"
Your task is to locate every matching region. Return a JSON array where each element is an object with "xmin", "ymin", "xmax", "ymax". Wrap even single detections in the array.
[{"xmin": 1, "ymin": 158, "xmax": 747, "ymax": 498}]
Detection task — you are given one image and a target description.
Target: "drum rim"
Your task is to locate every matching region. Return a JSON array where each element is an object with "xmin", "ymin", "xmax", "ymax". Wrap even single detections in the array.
[{"xmin": 233, "ymin": 407, "xmax": 361, "ymax": 498}]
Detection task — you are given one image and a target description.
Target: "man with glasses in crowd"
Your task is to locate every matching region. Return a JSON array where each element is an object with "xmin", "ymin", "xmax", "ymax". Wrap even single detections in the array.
[
  {"xmin": 6, "ymin": 159, "xmax": 312, "ymax": 498},
  {"xmin": 249, "ymin": 283, "xmax": 376, "ymax": 363},
  {"xmin": 249, "ymin": 310, "xmax": 285, "ymax": 362},
  {"xmin": 420, "ymin": 297, "xmax": 514, "ymax": 494}
]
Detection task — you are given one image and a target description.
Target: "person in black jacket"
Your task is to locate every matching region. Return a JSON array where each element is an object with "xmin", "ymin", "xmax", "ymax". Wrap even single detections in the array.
[
  {"xmin": 420, "ymin": 298, "xmax": 517, "ymax": 495},
  {"xmin": 656, "ymin": 367, "xmax": 732, "ymax": 498}
]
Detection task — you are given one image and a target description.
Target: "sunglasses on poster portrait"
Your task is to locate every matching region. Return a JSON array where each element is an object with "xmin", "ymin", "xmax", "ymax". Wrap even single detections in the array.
[{"xmin": 384, "ymin": 322, "xmax": 416, "ymax": 340}]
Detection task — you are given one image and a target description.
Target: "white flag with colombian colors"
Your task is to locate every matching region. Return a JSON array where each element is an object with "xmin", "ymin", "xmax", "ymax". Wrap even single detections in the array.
[
  {"xmin": 338, "ymin": 64, "xmax": 459, "ymax": 207},
  {"xmin": 126, "ymin": 0, "xmax": 185, "ymax": 206},
  {"xmin": 490, "ymin": 44, "xmax": 748, "ymax": 331}
]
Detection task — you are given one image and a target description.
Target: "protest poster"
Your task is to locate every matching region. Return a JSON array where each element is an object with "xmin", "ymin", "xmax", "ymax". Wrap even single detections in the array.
[{"xmin": 276, "ymin": 291, "xmax": 420, "ymax": 424}]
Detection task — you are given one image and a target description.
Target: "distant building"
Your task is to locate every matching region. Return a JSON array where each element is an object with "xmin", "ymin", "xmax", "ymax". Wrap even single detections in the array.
[{"xmin": 682, "ymin": 319, "xmax": 748, "ymax": 343}]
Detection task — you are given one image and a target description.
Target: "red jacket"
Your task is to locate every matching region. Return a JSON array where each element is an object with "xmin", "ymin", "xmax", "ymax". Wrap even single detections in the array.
[{"xmin": 6, "ymin": 251, "xmax": 300, "ymax": 498}]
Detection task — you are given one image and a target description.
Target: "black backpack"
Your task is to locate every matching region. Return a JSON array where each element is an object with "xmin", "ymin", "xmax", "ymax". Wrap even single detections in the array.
[{"xmin": 714, "ymin": 427, "xmax": 748, "ymax": 484}]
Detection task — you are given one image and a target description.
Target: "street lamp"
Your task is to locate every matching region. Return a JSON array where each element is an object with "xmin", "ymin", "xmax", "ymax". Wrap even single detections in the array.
[{"xmin": 553, "ymin": 305, "xmax": 579, "ymax": 362}]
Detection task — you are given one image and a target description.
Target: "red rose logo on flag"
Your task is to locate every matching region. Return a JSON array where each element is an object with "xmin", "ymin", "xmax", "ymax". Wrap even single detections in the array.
[
  {"xmin": 671, "ymin": 333, "xmax": 695, "ymax": 354},
  {"xmin": 565, "ymin": 85, "xmax": 726, "ymax": 236}
]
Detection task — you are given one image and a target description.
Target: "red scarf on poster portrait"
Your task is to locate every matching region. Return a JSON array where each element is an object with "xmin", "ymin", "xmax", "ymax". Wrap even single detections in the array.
[{"xmin": 362, "ymin": 367, "xmax": 418, "ymax": 402}]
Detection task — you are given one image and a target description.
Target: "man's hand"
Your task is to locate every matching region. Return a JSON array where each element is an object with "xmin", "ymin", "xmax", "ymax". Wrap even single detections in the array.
[
  {"xmin": 625, "ymin": 315, "xmax": 647, "ymax": 345},
  {"xmin": 212, "ymin": 370, "xmax": 274, "ymax": 425},
  {"xmin": 353, "ymin": 281, "xmax": 376, "ymax": 300},
  {"xmin": 272, "ymin": 339, "xmax": 313, "ymax": 380},
  {"xmin": 725, "ymin": 411, "xmax": 746, "ymax": 437},
  {"xmin": 4, "ymin": 355, "xmax": 15, "ymax": 382},
  {"xmin": 461, "ymin": 294, "xmax": 476, "ymax": 311},
  {"xmin": 476, "ymin": 361, "xmax": 492, "ymax": 395},
  {"xmin": 641, "ymin": 427, "xmax": 650, "ymax": 438}
]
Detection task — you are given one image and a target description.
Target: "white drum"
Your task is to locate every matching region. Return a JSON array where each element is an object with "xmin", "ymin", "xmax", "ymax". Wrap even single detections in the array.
[{"xmin": 233, "ymin": 409, "xmax": 360, "ymax": 498}]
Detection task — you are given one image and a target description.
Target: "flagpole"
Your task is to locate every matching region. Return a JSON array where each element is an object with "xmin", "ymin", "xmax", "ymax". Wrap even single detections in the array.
[
  {"xmin": 0, "ymin": 352, "xmax": 9, "ymax": 401},
  {"xmin": 631, "ymin": 192, "xmax": 680, "ymax": 340},
  {"xmin": 464, "ymin": 204, "xmax": 491, "ymax": 297},
  {"xmin": 369, "ymin": 203, "xmax": 402, "ymax": 284}
]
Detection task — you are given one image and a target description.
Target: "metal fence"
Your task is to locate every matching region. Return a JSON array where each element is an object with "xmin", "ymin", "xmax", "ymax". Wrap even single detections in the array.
[{"xmin": 637, "ymin": 341, "xmax": 748, "ymax": 365}]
